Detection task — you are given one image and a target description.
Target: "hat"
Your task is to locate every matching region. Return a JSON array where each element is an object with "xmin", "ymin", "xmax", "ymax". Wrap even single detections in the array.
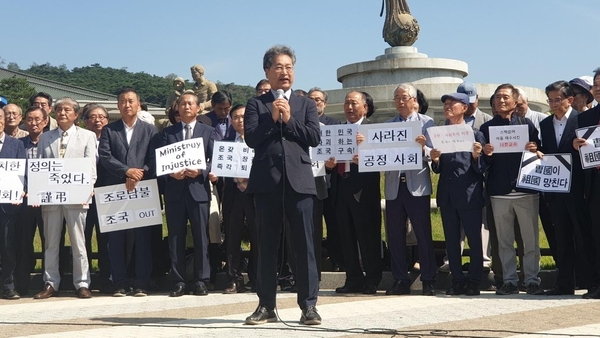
[
  {"xmin": 569, "ymin": 76, "xmax": 594, "ymax": 104},
  {"xmin": 456, "ymin": 82, "xmax": 477, "ymax": 103},
  {"xmin": 441, "ymin": 93, "xmax": 470, "ymax": 106},
  {"xmin": 0, "ymin": 96, "xmax": 7, "ymax": 108}
]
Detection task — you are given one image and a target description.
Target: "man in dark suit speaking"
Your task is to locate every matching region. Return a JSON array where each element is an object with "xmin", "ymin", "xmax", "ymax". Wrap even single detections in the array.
[{"xmin": 244, "ymin": 45, "xmax": 321, "ymax": 325}]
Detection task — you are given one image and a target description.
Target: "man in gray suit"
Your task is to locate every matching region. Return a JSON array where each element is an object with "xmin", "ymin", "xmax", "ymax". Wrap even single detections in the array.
[
  {"xmin": 34, "ymin": 98, "xmax": 96, "ymax": 300},
  {"xmin": 384, "ymin": 83, "xmax": 437, "ymax": 296}
]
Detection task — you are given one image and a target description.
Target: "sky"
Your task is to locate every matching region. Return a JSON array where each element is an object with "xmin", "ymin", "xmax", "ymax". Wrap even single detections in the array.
[{"xmin": 2, "ymin": 0, "xmax": 599, "ymax": 93}]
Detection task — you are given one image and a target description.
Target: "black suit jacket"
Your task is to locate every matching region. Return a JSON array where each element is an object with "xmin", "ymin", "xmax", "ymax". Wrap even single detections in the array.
[
  {"xmin": 480, "ymin": 114, "xmax": 541, "ymax": 196},
  {"xmin": 244, "ymin": 90, "xmax": 321, "ymax": 195},
  {"xmin": 161, "ymin": 121, "xmax": 219, "ymax": 202},
  {"xmin": 205, "ymin": 110, "xmax": 235, "ymax": 140},
  {"xmin": 319, "ymin": 114, "xmax": 340, "ymax": 126},
  {"xmin": 540, "ymin": 110, "xmax": 583, "ymax": 201},
  {"xmin": 575, "ymin": 105, "xmax": 600, "ymax": 200},
  {"xmin": 0, "ymin": 135, "xmax": 26, "ymax": 214},
  {"xmin": 98, "ymin": 119, "xmax": 160, "ymax": 186},
  {"xmin": 342, "ymin": 120, "xmax": 380, "ymax": 201},
  {"xmin": 431, "ymin": 130, "xmax": 487, "ymax": 209}
]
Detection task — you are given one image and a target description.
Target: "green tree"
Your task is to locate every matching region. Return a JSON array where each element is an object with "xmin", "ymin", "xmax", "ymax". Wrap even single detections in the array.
[
  {"xmin": 21, "ymin": 63, "xmax": 256, "ymax": 108},
  {"xmin": 7, "ymin": 62, "xmax": 20, "ymax": 71},
  {"xmin": 0, "ymin": 77, "xmax": 36, "ymax": 112}
]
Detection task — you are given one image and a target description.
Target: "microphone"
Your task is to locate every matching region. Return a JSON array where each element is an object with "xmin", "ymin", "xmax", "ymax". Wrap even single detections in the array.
[
  {"xmin": 276, "ymin": 89, "xmax": 285, "ymax": 100},
  {"xmin": 276, "ymin": 89, "xmax": 285, "ymax": 122}
]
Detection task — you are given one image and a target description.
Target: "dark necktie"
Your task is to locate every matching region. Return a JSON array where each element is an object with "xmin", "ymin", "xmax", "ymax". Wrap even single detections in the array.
[{"xmin": 185, "ymin": 124, "xmax": 192, "ymax": 140}]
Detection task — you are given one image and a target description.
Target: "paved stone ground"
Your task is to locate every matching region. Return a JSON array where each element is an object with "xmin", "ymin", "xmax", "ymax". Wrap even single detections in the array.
[{"xmin": 2, "ymin": 288, "xmax": 600, "ymax": 338}]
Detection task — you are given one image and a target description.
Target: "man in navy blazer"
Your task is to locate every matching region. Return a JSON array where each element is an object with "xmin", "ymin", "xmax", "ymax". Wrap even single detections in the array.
[
  {"xmin": 204, "ymin": 90, "xmax": 235, "ymax": 140},
  {"xmin": 541, "ymin": 81, "xmax": 592, "ymax": 296},
  {"xmin": 572, "ymin": 69, "xmax": 600, "ymax": 299},
  {"xmin": 326, "ymin": 92, "xmax": 382, "ymax": 295},
  {"xmin": 431, "ymin": 93, "xmax": 486, "ymax": 296},
  {"xmin": 220, "ymin": 104, "xmax": 257, "ymax": 294},
  {"xmin": 244, "ymin": 45, "xmax": 321, "ymax": 326},
  {"xmin": 162, "ymin": 92, "xmax": 219, "ymax": 297},
  {"xmin": 98, "ymin": 88, "xmax": 160, "ymax": 297},
  {"xmin": 0, "ymin": 108, "xmax": 26, "ymax": 300}
]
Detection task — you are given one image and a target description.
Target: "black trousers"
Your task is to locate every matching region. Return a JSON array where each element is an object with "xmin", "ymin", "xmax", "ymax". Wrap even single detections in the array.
[
  {"xmin": 336, "ymin": 177, "xmax": 382, "ymax": 288},
  {"xmin": 254, "ymin": 177, "xmax": 318, "ymax": 309},
  {"xmin": 14, "ymin": 204, "xmax": 43, "ymax": 292},
  {"xmin": 84, "ymin": 198, "xmax": 111, "ymax": 288},
  {"xmin": 224, "ymin": 189, "xmax": 257, "ymax": 284}
]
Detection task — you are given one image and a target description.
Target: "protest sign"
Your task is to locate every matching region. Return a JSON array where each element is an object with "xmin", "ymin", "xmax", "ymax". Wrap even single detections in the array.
[
  {"xmin": 428, "ymin": 124, "xmax": 475, "ymax": 153},
  {"xmin": 576, "ymin": 126, "xmax": 600, "ymax": 169},
  {"xmin": 27, "ymin": 158, "xmax": 93, "ymax": 205},
  {"xmin": 516, "ymin": 152, "xmax": 571, "ymax": 193},
  {"xmin": 155, "ymin": 138, "xmax": 206, "ymax": 176},
  {"xmin": 95, "ymin": 179, "xmax": 162, "ymax": 233},
  {"xmin": 211, "ymin": 141, "xmax": 255, "ymax": 178},
  {"xmin": 312, "ymin": 124, "xmax": 358, "ymax": 161},
  {"xmin": 488, "ymin": 125, "xmax": 528, "ymax": 153},
  {"xmin": 0, "ymin": 159, "xmax": 25, "ymax": 203},
  {"xmin": 358, "ymin": 122, "xmax": 422, "ymax": 172}
]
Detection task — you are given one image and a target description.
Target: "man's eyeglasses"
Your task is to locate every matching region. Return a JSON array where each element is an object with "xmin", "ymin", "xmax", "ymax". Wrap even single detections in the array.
[{"xmin": 546, "ymin": 98, "xmax": 565, "ymax": 105}]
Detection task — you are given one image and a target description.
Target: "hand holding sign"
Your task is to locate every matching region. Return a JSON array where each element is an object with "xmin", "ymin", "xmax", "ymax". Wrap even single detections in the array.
[
  {"xmin": 430, "ymin": 149, "xmax": 441, "ymax": 163},
  {"xmin": 472, "ymin": 142, "xmax": 482, "ymax": 160},
  {"xmin": 415, "ymin": 134, "xmax": 427, "ymax": 148},
  {"xmin": 484, "ymin": 143, "xmax": 494, "ymax": 156}
]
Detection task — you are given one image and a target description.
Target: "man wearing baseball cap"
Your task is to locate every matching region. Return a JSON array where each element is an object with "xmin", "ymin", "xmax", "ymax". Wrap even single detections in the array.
[
  {"xmin": 456, "ymin": 82, "xmax": 493, "ymax": 129},
  {"xmin": 431, "ymin": 93, "xmax": 486, "ymax": 296},
  {"xmin": 569, "ymin": 76, "xmax": 594, "ymax": 112},
  {"xmin": 438, "ymin": 83, "xmax": 493, "ymax": 275}
]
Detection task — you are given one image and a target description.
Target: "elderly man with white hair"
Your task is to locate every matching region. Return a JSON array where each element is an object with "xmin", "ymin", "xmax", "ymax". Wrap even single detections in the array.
[{"xmin": 514, "ymin": 88, "xmax": 548, "ymax": 131}]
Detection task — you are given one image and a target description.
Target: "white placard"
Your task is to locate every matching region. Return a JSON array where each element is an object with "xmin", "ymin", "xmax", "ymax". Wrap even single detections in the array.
[
  {"xmin": 309, "ymin": 147, "xmax": 325, "ymax": 177},
  {"xmin": 488, "ymin": 125, "xmax": 528, "ymax": 153},
  {"xmin": 361, "ymin": 122, "xmax": 420, "ymax": 146},
  {"xmin": 358, "ymin": 122, "xmax": 422, "ymax": 172},
  {"xmin": 516, "ymin": 152, "xmax": 571, "ymax": 193},
  {"xmin": 211, "ymin": 141, "xmax": 255, "ymax": 178},
  {"xmin": 428, "ymin": 124, "xmax": 475, "ymax": 153},
  {"xmin": 312, "ymin": 124, "xmax": 358, "ymax": 161},
  {"xmin": 0, "ymin": 159, "xmax": 26, "ymax": 203},
  {"xmin": 358, "ymin": 147, "xmax": 422, "ymax": 172},
  {"xmin": 94, "ymin": 179, "xmax": 162, "ymax": 233},
  {"xmin": 27, "ymin": 158, "xmax": 94, "ymax": 205},
  {"xmin": 155, "ymin": 138, "xmax": 206, "ymax": 176},
  {"xmin": 576, "ymin": 126, "xmax": 600, "ymax": 169}
]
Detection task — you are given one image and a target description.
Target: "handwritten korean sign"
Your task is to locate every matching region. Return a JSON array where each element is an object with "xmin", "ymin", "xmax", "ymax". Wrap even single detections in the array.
[
  {"xmin": 516, "ymin": 152, "xmax": 571, "ymax": 193},
  {"xmin": 428, "ymin": 124, "xmax": 475, "ymax": 153},
  {"xmin": 27, "ymin": 158, "xmax": 93, "ymax": 205},
  {"xmin": 211, "ymin": 141, "xmax": 255, "ymax": 178},
  {"xmin": 358, "ymin": 122, "xmax": 422, "ymax": 172},
  {"xmin": 488, "ymin": 125, "xmax": 528, "ymax": 153},
  {"xmin": 95, "ymin": 179, "xmax": 162, "ymax": 233}
]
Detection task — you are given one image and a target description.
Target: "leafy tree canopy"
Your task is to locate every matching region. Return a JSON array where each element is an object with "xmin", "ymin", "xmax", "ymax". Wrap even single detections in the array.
[
  {"xmin": 0, "ymin": 77, "xmax": 37, "ymax": 112},
  {"xmin": 20, "ymin": 63, "xmax": 256, "ymax": 108}
]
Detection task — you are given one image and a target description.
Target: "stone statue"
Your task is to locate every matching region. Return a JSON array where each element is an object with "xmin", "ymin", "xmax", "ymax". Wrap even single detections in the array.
[
  {"xmin": 190, "ymin": 64, "xmax": 218, "ymax": 112},
  {"xmin": 381, "ymin": 0, "xmax": 420, "ymax": 47},
  {"xmin": 165, "ymin": 76, "xmax": 185, "ymax": 114}
]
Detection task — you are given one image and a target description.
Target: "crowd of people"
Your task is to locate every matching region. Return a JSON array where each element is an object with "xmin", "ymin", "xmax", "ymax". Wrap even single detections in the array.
[{"xmin": 0, "ymin": 44, "xmax": 599, "ymax": 326}]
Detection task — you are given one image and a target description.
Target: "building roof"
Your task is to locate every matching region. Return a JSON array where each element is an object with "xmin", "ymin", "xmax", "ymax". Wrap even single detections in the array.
[{"xmin": 0, "ymin": 67, "xmax": 117, "ymax": 101}]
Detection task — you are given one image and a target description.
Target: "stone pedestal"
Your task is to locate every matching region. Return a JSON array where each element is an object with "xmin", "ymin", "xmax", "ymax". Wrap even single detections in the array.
[{"xmin": 324, "ymin": 47, "xmax": 548, "ymax": 123}]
